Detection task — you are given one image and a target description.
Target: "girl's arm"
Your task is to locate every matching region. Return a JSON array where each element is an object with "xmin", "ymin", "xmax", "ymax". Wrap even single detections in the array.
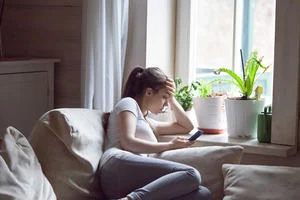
[
  {"xmin": 150, "ymin": 79, "xmax": 194, "ymax": 135},
  {"xmin": 119, "ymin": 111, "xmax": 193, "ymax": 154}
]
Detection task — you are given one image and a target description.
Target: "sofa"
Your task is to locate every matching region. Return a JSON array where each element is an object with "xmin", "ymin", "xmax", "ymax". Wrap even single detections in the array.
[{"xmin": 1, "ymin": 108, "xmax": 300, "ymax": 200}]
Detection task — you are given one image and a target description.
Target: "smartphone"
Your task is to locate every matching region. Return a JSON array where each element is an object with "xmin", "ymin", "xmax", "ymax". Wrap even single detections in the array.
[{"xmin": 187, "ymin": 130, "xmax": 204, "ymax": 141}]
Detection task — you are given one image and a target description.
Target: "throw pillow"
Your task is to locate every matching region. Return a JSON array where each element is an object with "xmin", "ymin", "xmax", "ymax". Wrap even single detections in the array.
[
  {"xmin": 222, "ymin": 164, "xmax": 300, "ymax": 200},
  {"xmin": 0, "ymin": 126, "xmax": 56, "ymax": 200},
  {"xmin": 29, "ymin": 108, "xmax": 105, "ymax": 200},
  {"xmin": 153, "ymin": 145, "xmax": 244, "ymax": 200}
]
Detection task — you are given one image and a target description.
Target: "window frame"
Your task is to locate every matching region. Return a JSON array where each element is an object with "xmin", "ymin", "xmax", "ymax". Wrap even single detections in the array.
[
  {"xmin": 271, "ymin": 0, "xmax": 300, "ymax": 146},
  {"xmin": 175, "ymin": 0, "xmax": 300, "ymax": 149}
]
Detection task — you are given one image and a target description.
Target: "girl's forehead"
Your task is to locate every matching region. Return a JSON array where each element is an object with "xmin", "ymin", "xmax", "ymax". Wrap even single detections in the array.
[
  {"xmin": 158, "ymin": 88, "xmax": 170, "ymax": 97},
  {"xmin": 158, "ymin": 88, "xmax": 168, "ymax": 93}
]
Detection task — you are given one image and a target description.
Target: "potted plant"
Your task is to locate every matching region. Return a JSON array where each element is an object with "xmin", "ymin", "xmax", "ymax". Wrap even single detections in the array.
[
  {"xmin": 214, "ymin": 50, "xmax": 270, "ymax": 138},
  {"xmin": 172, "ymin": 78, "xmax": 200, "ymax": 124},
  {"xmin": 174, "ymin": 77, "xmax": 199, "ymax": 111},
  {"xmin": 193, "ymin": 80, "xmax": 227, "ymax": 134}
]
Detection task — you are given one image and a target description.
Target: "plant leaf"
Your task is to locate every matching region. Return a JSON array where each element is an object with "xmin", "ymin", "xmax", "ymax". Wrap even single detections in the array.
[
  {"xmin": 214, "ymin": 68, "xmax": 246, "ymax": 95},
  {"xmin": 174, "ymin": 77, "xmax": 182, "ymax": 92},
  {"xmin": 244, "ymin": 51, "xmax": 269, "ymax": 97}
]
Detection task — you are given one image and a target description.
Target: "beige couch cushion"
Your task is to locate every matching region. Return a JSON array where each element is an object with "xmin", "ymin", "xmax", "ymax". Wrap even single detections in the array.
[
  {"xmin": 153, "ymin": 145, "xmax": 244, "ymax": 200},
  {"xmin": 222, "ymin": 164, "xmax": 300, "ymax": 200},
  {"xmin": 29, "ymin": 109, "xmax": 105, "ymax": 200},
  {"xmin": 0, "ymin": 126, "xmax": 56, "ymax": 200}
]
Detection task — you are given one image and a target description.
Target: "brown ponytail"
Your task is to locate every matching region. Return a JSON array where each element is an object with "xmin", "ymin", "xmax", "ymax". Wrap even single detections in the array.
[
  {"xmin": 122, "ymin": 67, "xmax": 144, "ymax": 98},
  {"xmin": 122, "ymin": 66, "xmax": 167, "ymax": 98},
  {"xmin": 102, "ymin": 112, "xmax": 110, "ymax": 134}
]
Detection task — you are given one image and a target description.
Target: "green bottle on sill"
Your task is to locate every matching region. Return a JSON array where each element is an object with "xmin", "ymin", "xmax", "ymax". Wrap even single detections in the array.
[{"xmin": 257, "ymin": 106, "xmax": 272, "ymax": 143}]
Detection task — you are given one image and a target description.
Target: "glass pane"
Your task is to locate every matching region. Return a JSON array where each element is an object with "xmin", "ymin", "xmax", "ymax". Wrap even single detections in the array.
[
  {"xmin": 192, "ymin": 0, "xmax": 234, "ymax": 73},
  {"xmin": 252, "ymin": 0, "xmax": 276, "ymax": 66},
  {"xmin": 252, "ymin": 0, "xmax": 276, "ymax": 104},
  {"xmin": 190, "ymin": 0, "xmax": 275, "ymax": 101},
  {"xmin": 191, "ymin": 0, "xmax": 234, "ymax": 94}
]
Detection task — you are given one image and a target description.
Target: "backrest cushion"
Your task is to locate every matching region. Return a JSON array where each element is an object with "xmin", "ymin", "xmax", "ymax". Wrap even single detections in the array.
[
  {"xmin": 29, "ymin": 108, "xmax": 105, "ymax": 200},
  {"xmin": 153, "ymin": 145, "xmax": 244, "ymax": 200},
  {"xmin": 0, "ymin": 126, "xmax": 56, "ymax": 200},
  {"xmin": 222, "ymin": 164, "xmax": 300, "ymax": 200}
]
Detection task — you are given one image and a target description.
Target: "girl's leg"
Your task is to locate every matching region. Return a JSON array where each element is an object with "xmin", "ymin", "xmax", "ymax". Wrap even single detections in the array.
[
  {"xmin": 172, "ymin": 186, "xmax": 211, "ymax": 200},
  {"xmin": 99, "ymin": 149, "xmax": 209, "ymax": 200}
]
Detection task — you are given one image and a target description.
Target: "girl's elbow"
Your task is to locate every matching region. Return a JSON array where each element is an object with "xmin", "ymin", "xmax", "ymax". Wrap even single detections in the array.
[
  {"xmin": 120, "ymin": 137, "xmax": 134, "ymax": 151},
  {"xmin": 120, "ymin": 139, "xmax": 129, "ymax": 150},
  {"xmin": 186, "ymin": 124, "xmax": 194, "ymax": 132}
]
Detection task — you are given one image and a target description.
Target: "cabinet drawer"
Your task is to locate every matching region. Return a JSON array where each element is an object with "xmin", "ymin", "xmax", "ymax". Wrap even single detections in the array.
[{"xmin": 0, "ymin": 72, "xmax": 48, "ymax": 137}]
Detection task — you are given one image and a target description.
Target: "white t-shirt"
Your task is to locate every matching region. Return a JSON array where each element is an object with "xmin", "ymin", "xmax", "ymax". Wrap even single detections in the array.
[{"xmin": 100, "ymin": 97, "xmax": 158, "ymax": 167}]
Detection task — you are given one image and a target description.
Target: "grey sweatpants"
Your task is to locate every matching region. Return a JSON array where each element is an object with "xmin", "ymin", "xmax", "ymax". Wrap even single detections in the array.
[{"xmin": 99, "ymin": 148, "xmax": 211, "ymax": 200}]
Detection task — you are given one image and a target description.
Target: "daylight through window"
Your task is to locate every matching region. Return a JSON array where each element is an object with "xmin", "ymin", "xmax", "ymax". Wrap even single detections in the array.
[{"xmin": 189, "ymin": 0, "xmax": 276, "ymax": 104}]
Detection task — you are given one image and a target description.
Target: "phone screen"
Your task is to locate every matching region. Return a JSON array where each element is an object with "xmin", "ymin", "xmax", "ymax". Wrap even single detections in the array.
[{"xmin": 188, "ymin": 130, "xmax": 204, "ymax": 141}]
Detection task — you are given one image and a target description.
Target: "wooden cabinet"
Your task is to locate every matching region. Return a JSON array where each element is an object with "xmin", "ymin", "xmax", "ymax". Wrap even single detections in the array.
[{"xmin": 0, "ymin": 59, "xmax": 59, "ymax": 137}]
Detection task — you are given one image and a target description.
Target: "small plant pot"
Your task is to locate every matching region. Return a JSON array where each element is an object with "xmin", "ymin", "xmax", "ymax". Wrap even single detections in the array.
[
  {"xmin": 193, "ymin": 96, "xmax": 226, "ymax": 134},
  {"xmin": 225, "ymin": 99, "xmax": 265, "ymax": 138}
]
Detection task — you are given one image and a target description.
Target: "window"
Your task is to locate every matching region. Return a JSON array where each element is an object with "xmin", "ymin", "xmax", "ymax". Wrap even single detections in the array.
[
  {"xmin": 175, "ymin": 0, "xmax": 300, "ymax": 149},
  {"xmin": 177, "ymin": 0, "xmax": 276, "ymax": 104}
]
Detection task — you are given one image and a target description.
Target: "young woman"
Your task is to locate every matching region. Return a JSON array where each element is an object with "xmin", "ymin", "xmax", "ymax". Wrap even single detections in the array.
[{"xmin": 99, "ymin": 67, "xmax": 211, "ymax": 200}]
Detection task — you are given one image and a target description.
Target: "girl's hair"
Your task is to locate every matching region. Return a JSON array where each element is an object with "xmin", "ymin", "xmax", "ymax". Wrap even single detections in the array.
[
  {"xmin": 103, "ymin": 67, "xmax": 166, "ymax": 134},
  {"xmin": 102, "ymin": 112, "xmax": 110, "ymax": 133},
  {"xmin": 122, "ymin": 66, "xmax": 167, "ymax": 98}
]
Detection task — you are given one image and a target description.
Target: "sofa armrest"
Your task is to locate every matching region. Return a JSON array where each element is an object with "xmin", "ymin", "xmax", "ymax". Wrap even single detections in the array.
[{"xmin": 29, "ymin": 108, "xmax": 105, "ymax": 200}]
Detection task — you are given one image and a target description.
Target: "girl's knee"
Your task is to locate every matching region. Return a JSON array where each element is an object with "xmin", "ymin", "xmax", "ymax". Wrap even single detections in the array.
[
  {"xmin": 185, "ymin": 167, "xmax": 201, "ymax": 186},
  {"xmin": 197, "ymin": 186, "xmax": 212, "ymax": 200}
]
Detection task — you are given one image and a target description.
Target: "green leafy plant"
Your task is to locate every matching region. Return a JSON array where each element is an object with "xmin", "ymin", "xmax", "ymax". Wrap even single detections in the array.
[
  {"xmin": 214, "ymin": 50, "xmax": 270, "ymax": 100},
  {"xmin": 196, "ymin": 79, "xmax": 227, "ymax": 98},
  {"xmin": 197, "ymin": 80, "xmax": 212, "ymax": 98},
  {"xmin": 174, "ymin": 78, "xmax": 199, "ymax": 111}
]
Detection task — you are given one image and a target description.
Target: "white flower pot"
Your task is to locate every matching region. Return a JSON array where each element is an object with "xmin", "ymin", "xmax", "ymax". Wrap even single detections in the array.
[
  {"xmin": 193, "ymin": 96, "xmax": 226, "ymax": 134},
  {"xmin": 225, "ymin": 99, "xmax": 265, "ymax": 138}
]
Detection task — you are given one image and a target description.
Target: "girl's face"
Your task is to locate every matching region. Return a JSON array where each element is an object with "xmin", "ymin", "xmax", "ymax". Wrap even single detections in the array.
[{"xmin": 147, "ymin": 88, "xmax": 169, "ymax": 114}]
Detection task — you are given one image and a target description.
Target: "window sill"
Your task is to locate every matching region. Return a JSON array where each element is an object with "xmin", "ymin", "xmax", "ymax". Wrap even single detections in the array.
[{"xmin": 157, "ymin": 130, "xmax": 296, "ymax": 158}]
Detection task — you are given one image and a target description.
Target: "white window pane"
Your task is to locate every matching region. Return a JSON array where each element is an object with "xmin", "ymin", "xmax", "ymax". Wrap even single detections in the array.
[
  {"xmin": 252, "ymin": 0, "xmax": 276, "ymax": 66},
  {"xmin": 192, "ymin": 0, "xmax": 234, "ymax": 72},
  {"xmin": 252, "ymin": 0, "xmax": 276, "ymax": 104},
  {"xmin": 189, "ymin": 0, "xmax": 275, "ymax": 101}
]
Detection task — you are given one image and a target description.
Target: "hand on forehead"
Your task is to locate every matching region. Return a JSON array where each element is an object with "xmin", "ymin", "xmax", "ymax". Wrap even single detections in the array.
[{"xmin": 164, "ymin": 78, "xmax": 175, "ymax": 96}]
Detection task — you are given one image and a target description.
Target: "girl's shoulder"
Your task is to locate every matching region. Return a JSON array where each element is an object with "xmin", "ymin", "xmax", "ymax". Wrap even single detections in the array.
[
  {"xmin": 116, "ymin": 97, "xmax": 137, "ymax": 107},
  {"xmin": 114, "ymin": 97, "xmax": 140, "ymax": 116}
]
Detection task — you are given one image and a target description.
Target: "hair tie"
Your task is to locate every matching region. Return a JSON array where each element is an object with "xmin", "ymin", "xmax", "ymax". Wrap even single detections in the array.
[{"xmin": 136, "ymin": 70, "xmax": 143, "ymax": 80}]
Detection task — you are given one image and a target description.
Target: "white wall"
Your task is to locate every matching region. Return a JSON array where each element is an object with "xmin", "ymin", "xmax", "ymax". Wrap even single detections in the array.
[
  {"xmin": 124, "ymin": 0, "xmax": 176, "ymax": 84},
  {"xmin": 146, "ymin": 0, "xmax": 176, "ymax": 77}
]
